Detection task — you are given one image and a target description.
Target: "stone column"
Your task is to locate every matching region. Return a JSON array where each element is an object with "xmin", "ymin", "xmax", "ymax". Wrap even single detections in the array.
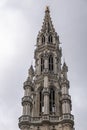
[
  {"xmin": 43, "ymin": 87, "xmax": 50, "ymax": 114},
  {"xmin": 22, "ymin": 81, "xmax": 32, "ymax": 116},
  {"xmin": 44, "ymin": 76, "xmax": 48, "ymax": 88},
  {"xmin": 24, "ymin": 86, "xmax": 31, "ymax": 96},
  {"xmin": 45, "ymin": 58, "xmax": 48, "ymax": 72},
  {"xmin": 61, "ymin": 79, "xmax": 71, "ymax": 114}
]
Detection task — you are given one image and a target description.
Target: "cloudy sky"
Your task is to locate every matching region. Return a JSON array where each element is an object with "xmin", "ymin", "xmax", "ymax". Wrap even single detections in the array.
[{"xmin": 0, "ymin": 0, "xmax": 87, "ymax": 130}]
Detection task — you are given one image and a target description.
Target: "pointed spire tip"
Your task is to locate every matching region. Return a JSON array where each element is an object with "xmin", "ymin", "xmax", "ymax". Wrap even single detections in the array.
[{"xmin": 45, "ymin": 6, "xmax": 50, "ymax": 13}]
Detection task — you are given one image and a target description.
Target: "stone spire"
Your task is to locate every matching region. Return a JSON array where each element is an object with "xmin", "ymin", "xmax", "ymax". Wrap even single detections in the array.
[
  {"xmin": 40, "ymin": 6, "xmax": 55, "ymax": 33},
  {"xmin": 36, "ymin": 6, "xmax": 60, "ymax": 47}
]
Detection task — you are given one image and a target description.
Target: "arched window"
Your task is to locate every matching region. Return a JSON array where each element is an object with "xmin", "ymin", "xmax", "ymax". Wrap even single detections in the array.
[
  {"xmin": 48, "ymin": 35, "xmax": 53, "ymax": 43},
  {"xmin": 48, "ymin": 23, "xmax": 50, "ymax": 33},
  {"xmin": 40, "ymin": 89, "xmax": 44, "ymax": 115},
  {"xmin": 49, "ymin": 88, "xmax": 55, "ymax": 114},
  {"xmin": 49, "ymin": 55, "xmax": 53, "ymax": 71},
  {"xmin": 42, "ymin": 35, "xmax": 45, "ymax": 44},
  {"xmin": 41, "ymin": 56, "xmax": 44, "ymax": 72}
]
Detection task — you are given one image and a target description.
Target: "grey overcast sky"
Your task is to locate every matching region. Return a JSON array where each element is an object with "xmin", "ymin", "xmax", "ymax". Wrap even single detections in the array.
[{"xmin": 0, "ymin": 0, "xmax": 87, "ymax": 130}]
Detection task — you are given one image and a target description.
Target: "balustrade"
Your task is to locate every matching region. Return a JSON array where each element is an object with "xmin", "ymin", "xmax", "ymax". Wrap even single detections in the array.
[{"xmin": 19, "ymin": 114, "xmax": 74, "ymax": 126}]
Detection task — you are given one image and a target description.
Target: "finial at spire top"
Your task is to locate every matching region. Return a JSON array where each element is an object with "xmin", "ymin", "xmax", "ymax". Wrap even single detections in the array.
[{"xmin": 45, "ymin": 6, "xmax": 50, "ymax": 13}]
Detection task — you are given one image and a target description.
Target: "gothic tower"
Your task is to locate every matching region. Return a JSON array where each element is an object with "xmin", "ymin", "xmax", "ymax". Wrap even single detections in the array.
[{"xmin": 18, "ymin": 7, "xmax": 75, "ymax": 130}]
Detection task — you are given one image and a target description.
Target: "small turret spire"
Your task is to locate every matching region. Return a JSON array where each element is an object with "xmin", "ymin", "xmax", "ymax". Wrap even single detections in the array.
[
  {"xmin": 62, "ymin": 61, "xmax": 68, "ymax": 72},
  {"xmin": 27, "ymin": 65, "xmax": 34, "ymax": 81},
  {"xmin": 61, "ymin": 61, "xmax": 68, "ymax": 80}
]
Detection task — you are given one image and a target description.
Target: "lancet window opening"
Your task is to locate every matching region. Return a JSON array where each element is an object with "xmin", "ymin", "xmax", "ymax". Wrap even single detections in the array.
[
  {"xmin": 39, "ymin": 88, "xmax": 44, "ymax": 114},
  {"xmin": 49, "ymin": 88, "xmax": 55, "ymax": 114},
  {"xmin": 49, "ymin": 55, "xmax": 53, "ymax": 71},
  {"xmin": 41, "ymin": 56, "xmax": 44, "ymax": 72},
  {"xmin": 42, "ymin": 35, "xmax": 45, "ymax": 44},
  {"xmin": 48, "ymin": 35, "xmax": 53, "ymax": 43}
]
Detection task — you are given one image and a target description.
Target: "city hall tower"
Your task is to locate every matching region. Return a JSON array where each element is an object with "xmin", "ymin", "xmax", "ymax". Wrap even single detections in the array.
[{"xmin": 18, "ymin": 7, "xmax": 75, "ymax": 130}]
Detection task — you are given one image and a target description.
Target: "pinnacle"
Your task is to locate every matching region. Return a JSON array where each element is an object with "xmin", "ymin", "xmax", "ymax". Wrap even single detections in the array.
[
  {"xmin": 63, "ymin": 61, "xmax": 67, "ymax": 67},
  {"xmin": 45, "ymin": 6, "xmax": 50, "ymax": 13},
  {"xmin": 29, "ymin": 65, "xmax": 34, "ymax": 75},
  {"xmin": 62, "ymin": 61, "xmax": 68, "ymax": 72}
]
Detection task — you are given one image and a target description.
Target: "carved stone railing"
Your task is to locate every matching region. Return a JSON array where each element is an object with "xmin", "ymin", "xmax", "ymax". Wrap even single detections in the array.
[
  {"xmin": 61, "ymin": 114, "xmax": 74, "ymax": 120},
  {"xmin": 59, "ymin": 113, "xmax": 74, "ymax": 124},
  {"xmin": 42, "ymin": 115, "xmax": 49, "ymax": 122},
  {"xmin": 19, "ymin": 114, "xmax": 74, "ymax": 127},
  {"xmin": 19, "ymin": 115, "xmax": 31, "ymax": 122},
  {"xmin": 50, "ymin": 115, "xmax": 59, "ymax": 122},
  {"xmin": 31, "ymin": 116, "xmax": 42, "ymax": 123},
  {"xmin": 19, "ymin": 115, "xmax": 31, "ymax": 128}
]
